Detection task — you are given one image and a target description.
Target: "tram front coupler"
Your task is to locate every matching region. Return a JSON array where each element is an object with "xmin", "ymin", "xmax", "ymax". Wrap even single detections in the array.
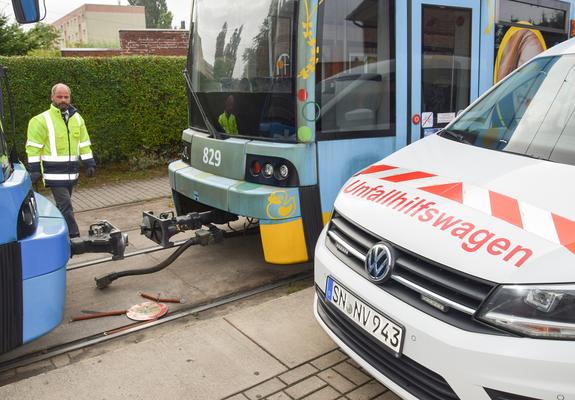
[
  {"xmin": 70, "ymin": 221, "xmax": 129, "ymax": 260},
  {"xmin": 140, "ymin": 210, "xmax": 233, "ymax": 247}
]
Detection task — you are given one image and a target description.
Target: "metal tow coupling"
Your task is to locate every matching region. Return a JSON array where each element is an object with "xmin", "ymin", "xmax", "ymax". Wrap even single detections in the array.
[
  {"xmin": 70, "ymin": 220, "xmax": 129, "ymax": 260},
  {"xmin": 140, "ymin": 209, "xmax": 233, "ymax": 248},
  {"xmin": 95, "ymin": 211, "xmax": 225, "ymax": 290}
]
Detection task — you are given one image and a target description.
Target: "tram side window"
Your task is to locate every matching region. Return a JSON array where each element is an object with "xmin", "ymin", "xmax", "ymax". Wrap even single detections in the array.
[{"xmin": 317, "ymin": 0, "xmax": 395, "ymax": 138}]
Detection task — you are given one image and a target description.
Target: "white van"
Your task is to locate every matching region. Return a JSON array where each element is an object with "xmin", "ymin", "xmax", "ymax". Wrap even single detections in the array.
[{"xmin": 314, "ymin": 39, "xmax": 575, "ymax": 400}]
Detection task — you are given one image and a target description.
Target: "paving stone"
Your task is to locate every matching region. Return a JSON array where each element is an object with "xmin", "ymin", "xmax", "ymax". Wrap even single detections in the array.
[
  {"xmin": 245, "ymin": 378, "xmax": 287, "ymax": 400},
  {"xmin": 72, "ymin": 177, "xmax": 170, "ymax": 212},
  {"xmin": 373, "ymin": 390, "xmax": 401, "ymax": 400},
  {"xmin": 311, "ymin": 350, "xmax": 348, "ymax": 370},
  {"xmin": 302, "ymin": 386, "xmax": 340, "ymax": 400},
  {"xmin": 51, "ymin": 354, "xmax": 71, "ymax": 368},
  {"xmin": 318, "ymin": 369, "xmax": 356, "ymax": 394},
  {"xmin": 285, "ymin": 376, "xmax": 327, "ymax": 399},
  {"xmin": 266, "ymin": 391, "xmax": 293, "ymax": 400},
  {"xmin": 279, "ymin": 363, "xmax": 319, "ymax": 385},
  {"xmin": 346, "ymin": 359, "xmax": 361, "ymax": 368},
  {"xmin": 332, "ymin": 362, "xmax": 371, "ymax": 386},
  {"xmin": 225, "ymin": 394, "xmax": 250, "ymax": 400},
  {"xmin": 346, "ymin": 381, "xmax": 387, "ymax": 400}
]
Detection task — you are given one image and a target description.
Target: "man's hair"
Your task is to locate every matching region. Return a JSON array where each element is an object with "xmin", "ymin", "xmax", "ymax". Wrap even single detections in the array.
[{"xmin": 51, "ymin": 83, "xmax": 71, "ymax": 96}]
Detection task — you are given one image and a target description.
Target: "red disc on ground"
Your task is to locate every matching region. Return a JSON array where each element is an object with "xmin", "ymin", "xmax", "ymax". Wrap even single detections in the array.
[
  {"xmin": 412, "ymin": 114, "xmax": 421, "ymax": 125},
  {"xmin": 297, "ymin": 89, "xmax": 308, "ymax": 102},
  {"xmin": 126, "ymin": 301, "xmax": 168, "ymax": 321}
]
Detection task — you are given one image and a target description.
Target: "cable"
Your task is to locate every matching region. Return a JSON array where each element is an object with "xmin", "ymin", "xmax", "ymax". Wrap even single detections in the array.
[{"xmin": 95, "ymin": 234, "xmax": 201, "ymax": 289}]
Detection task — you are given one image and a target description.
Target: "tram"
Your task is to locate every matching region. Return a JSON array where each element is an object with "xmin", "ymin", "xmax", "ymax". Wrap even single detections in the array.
[
  {"xmin": 1, "ymin": 0, "xmax": 128, "ymax": 355},
  {"xmin": 169, "ymin": 0, "xmax": 575, "ymax": 264},
  {"xmin": 0, "ymin": 0, "xmax": 71, "ymax": 354}
]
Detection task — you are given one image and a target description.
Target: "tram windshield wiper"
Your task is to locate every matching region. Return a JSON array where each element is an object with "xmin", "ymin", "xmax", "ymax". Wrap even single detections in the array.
[
  {"xmin": 183, "ymin": 69, "xmax": 221, "ymax": 140},
  {"xmin": 438, "ymin": 129, "xmax": 471, "ymax": 145}
]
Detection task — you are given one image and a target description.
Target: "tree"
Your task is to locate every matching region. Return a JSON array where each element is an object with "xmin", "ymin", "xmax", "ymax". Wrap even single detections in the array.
[
  {"xmin": 0, "ymin": 14, "xmax": 33, "ymax": 55},
  {"xmin": 213, "ymin": 22, "xmax": 243, "ymax": 80},
  {"xmin": 27, "ymin": 23, "xmax": 60, "ymax": 50},
  {"xmin": 127, "ymin": 0, "xmax": 173, "ymax": 29}
]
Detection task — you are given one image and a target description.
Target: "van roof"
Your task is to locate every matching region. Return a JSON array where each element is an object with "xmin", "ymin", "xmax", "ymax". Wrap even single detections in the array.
[{"xmin": 537, "ymin": 37, "xmax": 575, "ymax": 58}]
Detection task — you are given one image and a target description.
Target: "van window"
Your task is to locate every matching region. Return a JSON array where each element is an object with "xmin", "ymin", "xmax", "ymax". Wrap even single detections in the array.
[
  {"xmin": 445, "ymin": 55, "xmax": 575, "ymax": 166},
  {"xmin": 316, "ymin": 0, "xmax": 395, "ymax": 139}
]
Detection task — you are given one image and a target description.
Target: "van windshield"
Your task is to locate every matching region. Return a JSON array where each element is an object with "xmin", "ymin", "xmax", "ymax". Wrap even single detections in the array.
[{"xmin": 445, "ymin": 55, "xmax": 575, "ymax": 166}]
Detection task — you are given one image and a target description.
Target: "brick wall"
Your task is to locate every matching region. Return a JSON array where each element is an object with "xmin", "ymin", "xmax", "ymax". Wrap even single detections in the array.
[
  {"xmin": 119, "ymin": 30, "xmax": 189, "ymax": 56},
  {"xmin": 61, "ymin": 49, "xmax": 122, "ymax": 57}
]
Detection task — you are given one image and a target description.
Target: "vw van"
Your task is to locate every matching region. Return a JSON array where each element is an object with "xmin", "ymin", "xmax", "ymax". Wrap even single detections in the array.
[{"xmin": 314, "ymin": 39, "xmax": 575, "ymax": 399}]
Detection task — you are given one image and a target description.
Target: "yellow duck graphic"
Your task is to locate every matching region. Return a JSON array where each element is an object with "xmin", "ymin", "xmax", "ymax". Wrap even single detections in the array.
[{"xmin": 266, "ymin": 191, "xmax": 297, "ymax": 219}]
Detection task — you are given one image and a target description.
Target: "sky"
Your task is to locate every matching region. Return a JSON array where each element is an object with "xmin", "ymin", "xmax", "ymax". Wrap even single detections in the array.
[{"xmin": 0, "ymin": 0, "xmax": 192, "ymax": 29}]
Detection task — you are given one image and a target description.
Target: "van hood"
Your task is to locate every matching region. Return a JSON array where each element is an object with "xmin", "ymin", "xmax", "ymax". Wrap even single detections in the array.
[{"xmin": 334, "ymin": 135, "xmax": 575, "ymax": 284}]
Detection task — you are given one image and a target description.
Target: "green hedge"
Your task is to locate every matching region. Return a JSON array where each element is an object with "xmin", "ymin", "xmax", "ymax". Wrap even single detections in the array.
[{"xmin": 0, "ymin": 56, "xmax": 188, "ymax": 165}]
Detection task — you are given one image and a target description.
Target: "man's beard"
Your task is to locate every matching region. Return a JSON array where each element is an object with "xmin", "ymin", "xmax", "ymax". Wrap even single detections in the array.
[{"xmin": 53, "ymin": 102, "xmax": 69, "ymax": 111}]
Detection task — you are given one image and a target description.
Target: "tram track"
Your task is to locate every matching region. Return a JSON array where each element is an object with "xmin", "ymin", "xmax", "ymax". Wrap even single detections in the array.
[
  {"xmin": 67, "ymin": 239, "xmax": 189, "ymax": 271},
  {"xmin": 0, "ymin": 271, "xmax": 313, "ymax": 375}
]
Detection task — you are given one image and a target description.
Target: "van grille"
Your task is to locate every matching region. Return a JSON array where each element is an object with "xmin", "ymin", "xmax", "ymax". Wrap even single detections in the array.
[
  {"xmin": 317, "ymin": 290, "xmax": 460, "ymax": 400},
  {"xmin": 0, "ymin": 242, "xmax": 23, "ymax": 354},
  {"xmin": 326, "ymin": 211, "xmax": 505, "ymax": 334}
]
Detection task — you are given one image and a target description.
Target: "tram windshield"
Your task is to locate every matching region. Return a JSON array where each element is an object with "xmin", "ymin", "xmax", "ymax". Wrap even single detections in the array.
[
  {"xmin": 445, "ymin": 55, "xmax": 575, "ymax": 166},
  {"xmin": 188, "ymin": 0, "xmax": 297, "ymax": 141},
  {"xmin": 0, "ymin": 127, "xmax": 9, "ymax": 181}
]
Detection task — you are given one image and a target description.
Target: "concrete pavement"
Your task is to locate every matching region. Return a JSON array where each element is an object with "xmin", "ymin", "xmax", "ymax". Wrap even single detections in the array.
[
  {"xmin": 0, "ymin": 288, "xmax": 400, "ymax": 400},
  {"xmin": 0, "ymin": 177, "xmax": 402, "ymax": 399}
]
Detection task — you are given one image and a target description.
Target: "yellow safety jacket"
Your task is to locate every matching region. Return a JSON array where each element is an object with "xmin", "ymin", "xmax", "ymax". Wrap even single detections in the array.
[
  {"xmin": 218, "ymin": 112, "xmax": 238, "ymax": 135},
  {"xmin": 26, "ymin": 104, "xmax": 95, "ymax": 187}
]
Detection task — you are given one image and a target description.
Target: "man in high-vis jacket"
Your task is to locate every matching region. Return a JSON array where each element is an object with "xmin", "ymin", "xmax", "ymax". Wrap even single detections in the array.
[
  {"xmin": 218, "ymin": 95, "xmax": 238, "ymax": 135},
  {"xmin": 26, "ymin": 83, "xmax": 96, "ymax": 238}
]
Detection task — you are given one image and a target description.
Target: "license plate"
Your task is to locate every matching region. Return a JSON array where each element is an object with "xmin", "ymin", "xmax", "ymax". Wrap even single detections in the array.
[{"xmin": 326, "ymin": 276, "xmax": 404, "ymax": 356}]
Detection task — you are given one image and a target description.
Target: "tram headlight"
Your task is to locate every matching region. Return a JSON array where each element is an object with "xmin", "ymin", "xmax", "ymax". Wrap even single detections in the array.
[
  {"xmin": 17, "ymin": 191, "xmax": 39, "ymax": 240},
  {"xmin": 181, "ymin": 141, "xmax": 191, "ymax": 163},
  {"xmin": 277, "ymin": 164, "xmax": 289, "ymax": 180},
  {"xmin": 262, "ymin": 163, "xmax": 274, "ymax": 178}
]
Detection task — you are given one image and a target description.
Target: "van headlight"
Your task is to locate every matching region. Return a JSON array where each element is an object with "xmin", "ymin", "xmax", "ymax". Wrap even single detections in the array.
[{"xmin": 477, "ymin": 284, "xmax": 575, "ymax": 339}]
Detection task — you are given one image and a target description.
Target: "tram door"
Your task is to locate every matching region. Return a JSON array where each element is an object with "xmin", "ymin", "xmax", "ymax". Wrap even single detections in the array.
[{"xmin": 410, "ymin": 0, "xmax": 480, "ymax": 143}]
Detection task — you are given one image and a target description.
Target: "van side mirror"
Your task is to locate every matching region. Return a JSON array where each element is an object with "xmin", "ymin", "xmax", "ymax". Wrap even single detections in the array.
[{"xmin": 12, "ymin": 0, "xmax": 40, "ymax": 24}]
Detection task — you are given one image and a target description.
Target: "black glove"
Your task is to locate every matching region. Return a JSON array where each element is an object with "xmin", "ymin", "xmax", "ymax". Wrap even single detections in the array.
[
  {"xmin": 86, "ymin": 167, "xmax": 96, "ymax": 178},
  {"xmin": 30, "ymin": 171, "xmax": 42, "ymax": 184}
]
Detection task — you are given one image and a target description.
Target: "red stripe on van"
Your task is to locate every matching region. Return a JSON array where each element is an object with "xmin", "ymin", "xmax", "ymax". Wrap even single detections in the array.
[
  {"xmin": 382, "ymin": 171, "xmax": 436, "ymax": 182},
  {"xmin": 489, "ymin": 191, "xmax": 523, "ymax": 228},
  {"xmin": 552, "ymin": 213, "xmax": 575, "ymax": 254},
  {"xmin": 419, "ymin": 182, "xmax": 463, "ymax": 203},
  {"xmin": 357, "ymin": 164, "xmax": 397, "ymax": 176}
]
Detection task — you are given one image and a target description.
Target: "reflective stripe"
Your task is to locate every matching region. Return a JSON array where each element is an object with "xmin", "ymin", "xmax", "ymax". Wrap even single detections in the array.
[
  {"xmin": 26, "ymin": 140, "xmax": 43, "ymax": 149},
  {"xmin": 42, "ymin": 155, "xmax": 79, "ymax": 162},
  {"xmin": 462, "ymin": 184, "xmax": 492, "ymax": 216},
  {"xmin": 43, "ymin": 111, "xmax": 57, "ymax": 156},
  {"xmin": 80, "ymin": 153, "xmax": 94, "ymax": 160},
  {"xmin": 43, "ymin": 173, "xmax": 79, "ymax": 181},
  {"xmin": 28, "ymin": 156, "xmax": 41, "ymax": 163},
  {"xmin": 519, "ymin": 201, "xmax": 560, "ymax": 244},
  {"xmin": 79, "ymin": 140, "xmax": 91, "ymax": 148},
  {"xmin": 74, "ymin": 114, "xmax": 81, "ymax": 125}
]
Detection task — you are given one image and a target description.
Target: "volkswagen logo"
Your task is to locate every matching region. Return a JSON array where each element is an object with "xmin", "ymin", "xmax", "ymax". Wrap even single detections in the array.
[{"xmin": 365, "ymin": 242, "xmax": 394, "ymax": 282}]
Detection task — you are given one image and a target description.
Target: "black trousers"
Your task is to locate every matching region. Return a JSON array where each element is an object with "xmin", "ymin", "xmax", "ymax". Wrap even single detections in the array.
[{"xmin": 50, "ymin": 186, "xmax": 80, "ymax": 238}]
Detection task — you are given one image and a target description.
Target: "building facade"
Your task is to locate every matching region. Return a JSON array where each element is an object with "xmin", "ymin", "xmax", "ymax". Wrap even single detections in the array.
[{"xmin": 53, "ymin": 4, "xmax": 146, "ymax": 47}]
